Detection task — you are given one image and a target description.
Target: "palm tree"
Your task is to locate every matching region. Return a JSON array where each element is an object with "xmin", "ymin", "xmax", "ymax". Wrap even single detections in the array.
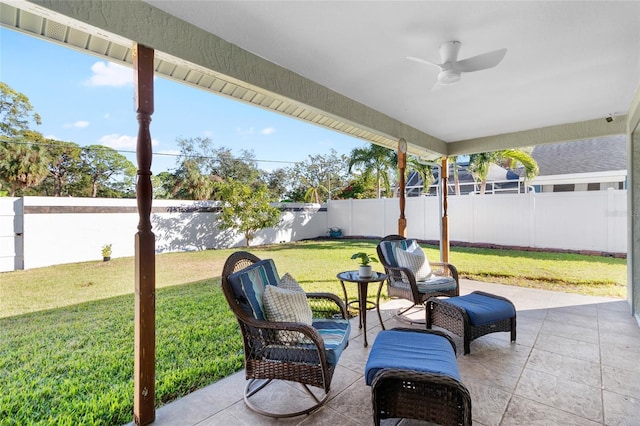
[
  {"xmin": 348, "ymin": 144, "xmax": 396, "ymax": 198},
  {"xmin": 407, "ymin": 156, "xmax": 436, "ymax": 195},
  {"xmin": 172, "ymin": 159, "xmax": 214, "ymax": 200},
  {"xmin": 0, "ymin": 139, "xmax": 49, "ymax": 196},
  {"xmin": 469, "ymin": 149, "xmax": 539, "ymax": 194},
  {"xmin": 303, "ymin": 183, "xmax": 328, "ymax": 203},
  {"xmin": 500, "ymin": 149, "xmax": 539, "ymax": 181},
  {"xmin": 447, "ymin": 156, "xmax": 462, "ymax": 195}
]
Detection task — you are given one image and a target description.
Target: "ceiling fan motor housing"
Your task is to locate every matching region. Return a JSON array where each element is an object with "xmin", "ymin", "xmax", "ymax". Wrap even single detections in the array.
[{"xmin": 438, "ymin": 69, "xmax": 461, "ymax": 85}]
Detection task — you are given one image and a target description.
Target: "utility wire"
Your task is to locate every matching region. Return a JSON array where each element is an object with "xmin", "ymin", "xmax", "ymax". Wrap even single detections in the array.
[{"xmin": 1, "ymin": 139, "xmax": 299, "ymax": 165}]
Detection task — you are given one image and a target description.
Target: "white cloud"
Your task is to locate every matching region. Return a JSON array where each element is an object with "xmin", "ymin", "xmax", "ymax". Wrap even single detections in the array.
[
  {"xmin": 104, "ymin": 113, "xmax": 110, "ymax": 119},
  {"xmin": 99, "ymin": 134, "xmax": 159, "ymax": 149},
  {"xmin": 236, "ymin": 127, "xmax": 276, "ymax": 136},
  {"xmin": 85, "ymin": 61, "xmax": 133, "ymax": 87},
  {"xmin": 64, "ymin": 120, "xmax": 90, "ymax": 129},
  {"xmin": 236, "ymin": 127, "xmax": 254, "ymax": 136},
  {"xmin": 202, "ymin": 130, "xmax": 214, "ymax": 138}
]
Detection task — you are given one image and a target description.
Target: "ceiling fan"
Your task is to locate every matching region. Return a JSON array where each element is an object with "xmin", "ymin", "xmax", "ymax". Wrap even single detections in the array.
[{"xmin": 407, "ymin": 41, "xmax": 507, "ymax": 86}]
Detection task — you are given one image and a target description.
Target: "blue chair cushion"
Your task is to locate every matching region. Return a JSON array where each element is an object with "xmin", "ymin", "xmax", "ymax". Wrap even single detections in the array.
[
  {"xmin": 226, "ymin": 259, "xmax": 280, "ymax": 320},
  {"xmin": 312, "ymin": 318, "xmax": 351, "ymax": 365},
  {"xmin": 379, "ymin": 239, "xmax": 419, "ymax": 267},
  {"xmin": 444, "ymin": 292, "xmax": 515, "ymax": 326},
  {"xmin": 365, "ymin": 329, "xmax": 460, "ymax": 386},
  {"xmin": 264, "ymin": 318, "xmax": 350, "ymax": 366}
]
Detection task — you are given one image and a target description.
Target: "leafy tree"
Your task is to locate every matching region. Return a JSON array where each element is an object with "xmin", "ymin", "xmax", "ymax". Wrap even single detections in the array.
[
  {"xmin": 288, "ymin": 150, "xmax": 349, "ymax": 203},
  {"xmin": 284, "ymin": 186, "xmax": 307, "ymax": 203},
  {"xmin": 263, "ymin": 168, "xmax": 290, "ymax": 201},
  {"xmin": 79, "ymin": 145, "xmax": 136, "ymax": 197},
  {"xmin": 469, "ymin": 149, "xmax": 539, "ymax": 194},
  {"xmin": 216, "ymin": 179, "xmax": 281, "ymax": 247},
  {"xmin": 40, "ymin": 140, "xmax": 83, "ymax": 196},
  {"xmin": 152, "ymin": 171, "xmax": 178, "ymax": 199},
  {"xmin": 0, "ymin": 83, "xmax": 47, "ymax": 196},
  {"xmin": 170, "ymin": 137, "xmax": 262, "ymax": 200},
  {"xmin": 0, "ymin": 82, "xmax": 41, "ymax": 137},
  {"xmin": 334, "ymin": 175, "xmax": 377, "ymax": 199},
  {"xmin": 175, "ymin": 137, "xmax": 260, "ymax": 184},
  {"xmin": 213, "ymin": 147, "xmax": 260, "ymax": 185},
  {"xmin": 348, "ymin": 144, "xmax": 396, "ymax": 198},
  {"xmin": 0, "ymin": 138, "xmax": 49, "ymax": 196},
  {"xmin": 175, "ymin": 136, "xmax": 217, "ymax": 172}
]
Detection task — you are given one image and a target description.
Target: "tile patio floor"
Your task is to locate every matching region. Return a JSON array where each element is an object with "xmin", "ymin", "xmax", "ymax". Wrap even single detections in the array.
[{"xmin": 143, "ymin": 280, "xmax": 640, "ymax": 425}]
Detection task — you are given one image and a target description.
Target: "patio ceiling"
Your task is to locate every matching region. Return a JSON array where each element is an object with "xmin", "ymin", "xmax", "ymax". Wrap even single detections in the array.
[{"xmin": 2, "ymin": 1, "xmax": 638, "ymax": 159}]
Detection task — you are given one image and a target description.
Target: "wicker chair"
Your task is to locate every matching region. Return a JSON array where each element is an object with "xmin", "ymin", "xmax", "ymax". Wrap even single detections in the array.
[
  {"xmin": 221, "ymin": 251, "xmax": 351, "ymax": 418},
  {"xmin": 376, "ymin": 234, "xmax": 460, "ymax": 324}
]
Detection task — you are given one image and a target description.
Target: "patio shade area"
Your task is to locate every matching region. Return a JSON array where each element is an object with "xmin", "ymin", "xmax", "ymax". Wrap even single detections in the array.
[
  {"xmin": 2, "ymin": 2, "xmax": 639, "ymax": 424},
  {"xmin": 136, "ymin": 280, "xmax": 640, "ymax": 426}
]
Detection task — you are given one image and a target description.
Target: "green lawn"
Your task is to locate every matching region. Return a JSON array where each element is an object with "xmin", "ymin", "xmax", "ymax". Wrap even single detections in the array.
[{"xmin": 0, "ymin": 240, "xmax": 627, "ymax": 424}]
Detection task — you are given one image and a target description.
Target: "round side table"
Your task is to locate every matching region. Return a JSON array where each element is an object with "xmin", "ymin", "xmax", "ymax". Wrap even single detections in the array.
[{"xmin": 337, "ymin": 270, "xmax": 387, "ymax": 347}]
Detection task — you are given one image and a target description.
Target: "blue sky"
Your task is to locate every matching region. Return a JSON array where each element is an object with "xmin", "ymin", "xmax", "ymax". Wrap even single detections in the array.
[{"xmin": 1, "ymin": 28, "xmax": 365, "ymax": 174}]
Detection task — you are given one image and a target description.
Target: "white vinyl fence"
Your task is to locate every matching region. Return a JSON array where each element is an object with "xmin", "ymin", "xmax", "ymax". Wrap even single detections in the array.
[
  {"xmin": 329, "ymin": 189, "xmax": 627, "ymax": 254},
  {"xmin": 0, "ymin": 189, "xmax": 627, "ymax": 272},
  {"xmin": 0, "ymin": 197, "xmax": 327, "ymax": 271}
]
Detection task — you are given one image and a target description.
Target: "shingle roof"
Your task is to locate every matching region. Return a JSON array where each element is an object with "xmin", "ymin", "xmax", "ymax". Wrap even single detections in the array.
[{"xmin": 531, "ymin": 135, "xmax": 627, "ymax": 176}]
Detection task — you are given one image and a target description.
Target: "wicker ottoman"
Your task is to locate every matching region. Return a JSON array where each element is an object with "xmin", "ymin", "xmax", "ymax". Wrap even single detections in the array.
[
  {"xmin": 365, "ymin": 328, "xmax": 472, "ymax": 426},
  {"xmin": 427, "ymin": 291, "xmax": 516, "ymax": 355}
]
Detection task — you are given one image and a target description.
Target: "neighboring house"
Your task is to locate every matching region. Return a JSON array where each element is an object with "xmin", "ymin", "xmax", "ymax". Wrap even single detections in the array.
[
  {"xmin": 407, "ymin": 135, "xmax": 627, "ymax": 195},
  {"xmin": 529, "ymin": 135, "xmax": 627, "ymax": 192}
]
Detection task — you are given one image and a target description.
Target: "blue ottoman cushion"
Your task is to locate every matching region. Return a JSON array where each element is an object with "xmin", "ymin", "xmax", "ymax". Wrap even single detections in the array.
[
  {"xmin": 365, "ymin": 329, "xmax": 460, "ymax": 386},
  {"xmin": 444, "ymin": 292, "xmax": 515, "ymax": 326}
]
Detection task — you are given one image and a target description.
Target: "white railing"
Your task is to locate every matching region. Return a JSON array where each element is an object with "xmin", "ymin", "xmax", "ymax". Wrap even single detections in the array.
[{"xmin": 406, "ymin": 178, "xmax": 534, "ymax": 196}]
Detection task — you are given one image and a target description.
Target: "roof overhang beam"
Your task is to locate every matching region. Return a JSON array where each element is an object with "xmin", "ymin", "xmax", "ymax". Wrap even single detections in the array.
[{"xmin": 448, "ymin": 117, "xmax": 628, "ymax": 156}]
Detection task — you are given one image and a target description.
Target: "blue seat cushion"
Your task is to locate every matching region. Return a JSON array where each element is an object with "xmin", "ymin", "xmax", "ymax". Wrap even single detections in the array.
[
  {"xmin": 365, "ymin": 329, "xmax": 460, "ymax": 386},
  {"xmin": 226, "ymin": 259, "xmax": 281, "ymax": 320},
  {"xmin": 312, "ymin": 318, "xmax": 351, "ymax": 365},
  {"xmin": 264, "ymin": 318, "xmax": 351, "ymax": 366},
  {"xmin": 444, "ymin": 292, "xmax": 515, "ymax": 326}
]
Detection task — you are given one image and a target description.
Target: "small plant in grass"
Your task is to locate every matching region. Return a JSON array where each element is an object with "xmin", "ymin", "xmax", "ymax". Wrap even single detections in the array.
[{"xmin": 101, "ymin": 244, "xmax": 112, "ymax": 261}]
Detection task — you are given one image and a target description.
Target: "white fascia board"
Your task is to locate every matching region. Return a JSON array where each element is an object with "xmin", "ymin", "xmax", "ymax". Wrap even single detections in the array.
[{"xmin": 531, "ymin": 170, "xmax": 627, "ymax": 186}]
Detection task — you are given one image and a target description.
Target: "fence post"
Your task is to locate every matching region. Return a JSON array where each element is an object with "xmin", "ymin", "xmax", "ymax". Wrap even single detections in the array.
[
  {"xmin": 349, "ymin": 198, "xmax": 354, "ymax": 236},
  {"xmin": 607, "ymin": 187, "xmax": 615, "ymax": 253},
  {"xmin": 529, "ymin": 191, "xmax": 536, "ymax": 248}
]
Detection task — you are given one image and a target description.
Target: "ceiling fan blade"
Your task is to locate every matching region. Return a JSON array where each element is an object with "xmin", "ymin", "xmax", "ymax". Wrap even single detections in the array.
[
  {"xmin": 406, "ymin": 56, "xmax": 442, "ymax": 70},
  {"xmin": 430, "ymin": 81, "xmax": 444, "ymax": 92},
  {"xmin": 453, "ymin": 48, "xmax": 507, "ymax": 73}
]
